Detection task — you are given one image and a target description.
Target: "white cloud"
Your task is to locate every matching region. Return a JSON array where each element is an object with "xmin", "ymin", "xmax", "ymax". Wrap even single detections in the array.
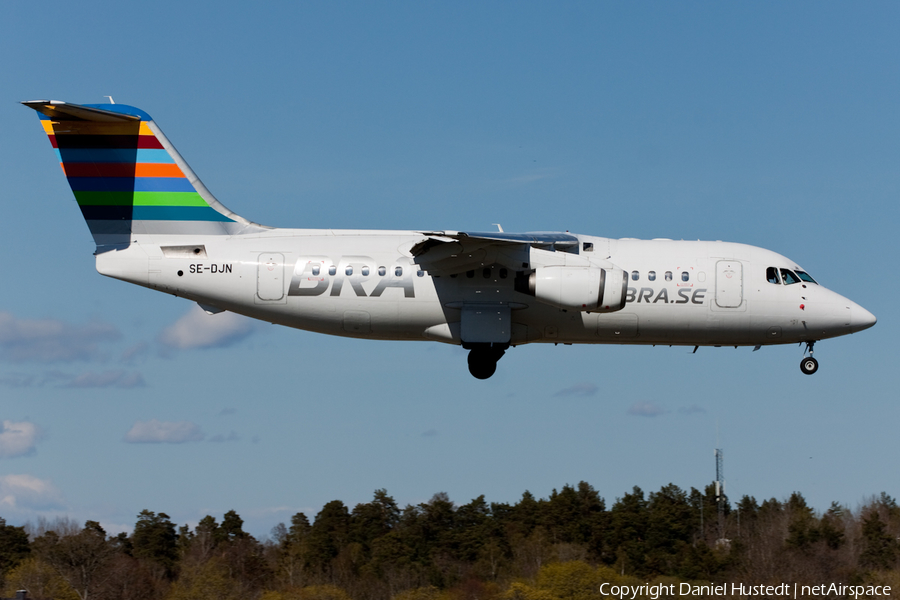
[
  {"xmin": 124, "ymin": 420, "xmax": 204, "ymax": 444},
  {"xmin": 0, "ymin": 373, "xmax": 37, "ymax": 388},
  {"xmin": 64, "ymin": 370, "xmax": 145, "ymax": 389},
  {"xmin": 627, "ymin": 402, "xmax": 668, "ymax": 417},
  {"xmin": 158, "ymin": 307, "xmax": 254, "ymax": 350},
  {"xmin": 679, "ymin": 404, "xmax": 706, "ymax": 415},
  {"xmin": 0, "ymin": 474, "xmax": 64, "ymax": 510},
  {"xmin": 208, "ymin": 431, "xmax": 239, "ymax": 443},
  {"xmin": 120, "ymin": 342, "xmax": 150, "ymax": 364},
  {"xmin": 0, "ymin": 312, "xmax": 120, "ymax": 363},
  {"xmin": 0, "ymin": 421, "xmax": 42, "ymax": 458},
  {"xmin": 553, "ymin": 383, "xmax": 598, "ymax": 397}
]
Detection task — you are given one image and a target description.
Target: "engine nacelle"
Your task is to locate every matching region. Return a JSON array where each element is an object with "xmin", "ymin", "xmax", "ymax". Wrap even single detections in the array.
[{"xmin": 517, "ymin": 266, "xmax": 627, "ymax": 312}]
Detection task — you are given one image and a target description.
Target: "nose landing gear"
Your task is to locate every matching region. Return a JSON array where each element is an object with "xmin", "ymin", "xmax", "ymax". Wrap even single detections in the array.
[
  {"xmin": 466, "ymin": 343, "xmax": 509, "ymax": 379},
  {"xmin": 800, "ymin": 341, "xmax": 819, "ymax": 375}
]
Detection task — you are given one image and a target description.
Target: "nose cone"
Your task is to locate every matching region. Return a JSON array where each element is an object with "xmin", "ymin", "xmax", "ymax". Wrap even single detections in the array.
[{"xmin": 850, "ymin": 303, "xmax": 877, "ymax": 333}]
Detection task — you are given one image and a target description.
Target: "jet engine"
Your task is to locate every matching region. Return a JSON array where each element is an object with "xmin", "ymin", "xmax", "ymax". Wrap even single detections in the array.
[{"xmin": 516, "ymin": 266, "xmax": 627, "ymax": 312}]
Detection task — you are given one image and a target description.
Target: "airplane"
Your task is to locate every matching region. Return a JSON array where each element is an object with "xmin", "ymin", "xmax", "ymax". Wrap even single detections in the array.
[{"xmin": 22, "ymin": 100, "xmax": 876, "ymax": 379}]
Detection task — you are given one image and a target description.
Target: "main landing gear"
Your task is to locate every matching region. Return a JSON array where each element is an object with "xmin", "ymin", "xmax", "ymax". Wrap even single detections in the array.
[
  {"xmin": 466, "ymin": 343, "xmax": 509, "ymax": 379},
  {"xmin": 800, "ymin": 341, "xmax": 819, "ymax": 375}
]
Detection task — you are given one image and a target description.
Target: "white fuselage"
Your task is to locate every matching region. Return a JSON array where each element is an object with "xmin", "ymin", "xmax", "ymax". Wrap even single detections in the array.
[{"xmin": 95, "ymin": 230, "xmax": 875, "ymax": 349}]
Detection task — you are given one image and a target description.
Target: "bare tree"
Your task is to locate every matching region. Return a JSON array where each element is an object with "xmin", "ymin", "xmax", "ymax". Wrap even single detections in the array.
[{"xmin": 32, "ymin": 522, "xmax": 116, "ymax": 600}]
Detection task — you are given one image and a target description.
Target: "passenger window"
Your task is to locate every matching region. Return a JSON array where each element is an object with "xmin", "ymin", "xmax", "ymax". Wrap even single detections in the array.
[
  {"xmin": 361, "ymin": 266, "xmax": 370, "ymax": 276},
  {"xmin": 665, "ymin": 271, "xmax": 672, "ymax": 281},
  {"xmin": 631, "ymin": 271, "xmax": 640, "ymax": 281},
  {"xmin": 681, "ymin": 271, "xmax": 689, "ymax": 282},
  {"xmin": 648, "ymin": 271, "xmax": 656, "ymax": 281},
  {"xmin": 780, "ymin": 268, "xmax": 800, "ymax": 285},
  {"xmin": 345, "ymin": 266, "xmax": 353, "ymax": 276},
  {"xmin": 378, "ymin": 266, "xmax": 386, "ymax": 276},
  {"xmin": 766, "ymin": 267, "xmax": 780, "ymax": 284},
  {"xmin": 795, "ymin": 270, "xmax": 817, "ymax": 284},
  {"xmin": 417, "ymin": 270, "xmax": 425, "ymax": 277},
  {"xmin": 483, "ymin": 268, "xmax": 491, "ymax": 278},
  {"xmin": 328, "ymin": 266, "xmax": 336, "ymax": 276},
  {"xmin": 395, "ymin": 266, "xmax": 403, "ymax": 277},
  {"xmin": 499, "ymin": 268, "xmax": 508, "ymax": 279},
  {"xmin": 311, "ymin": 265, "xmax": 320, "ymax": 276},
  {"xmin": 466, "ymin": 270, "xmax": 475, "ymax": 278},
  {"xmin": 583, "ymin": 242, "xmax": 594, "ymax": 252}
]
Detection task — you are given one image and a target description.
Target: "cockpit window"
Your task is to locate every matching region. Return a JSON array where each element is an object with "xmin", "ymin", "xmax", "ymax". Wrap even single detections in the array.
[
  {"xmin": 780, "ymin": 268, "xmax": 801, "ymax": 285},
  {"xmin": 795, "ymin": 270, "xmax": 817, "ymax": 284},
  {"xmin": 766, "ymin": 267, "xmax": 780, "ymax": 284}
]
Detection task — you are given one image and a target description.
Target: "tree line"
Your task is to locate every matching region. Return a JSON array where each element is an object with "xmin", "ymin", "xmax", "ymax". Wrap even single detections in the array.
[{"xmin": 0, "ymin": 482, "xmax": 897, "ymax": 599}]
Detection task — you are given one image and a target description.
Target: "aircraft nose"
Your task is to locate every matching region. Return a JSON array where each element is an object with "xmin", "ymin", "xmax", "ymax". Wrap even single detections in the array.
[{"xmin": 849, "ymin": 303, "xmax": 877, "ymax": 333}]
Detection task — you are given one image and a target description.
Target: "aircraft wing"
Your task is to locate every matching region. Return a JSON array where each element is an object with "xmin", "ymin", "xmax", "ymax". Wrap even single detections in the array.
[{"xmin": 410, "ymin": 231, "xmax": 579, "ymax": 275}]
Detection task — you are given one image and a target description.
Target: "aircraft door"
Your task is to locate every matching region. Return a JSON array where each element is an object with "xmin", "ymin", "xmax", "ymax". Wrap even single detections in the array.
[
  {"xmin": 715, "ymin": 261, "xmax": 743, "ymax": 308},
  {"xmin": 257, "ymin": 253, "xmax": 285, "ymax": 301}
]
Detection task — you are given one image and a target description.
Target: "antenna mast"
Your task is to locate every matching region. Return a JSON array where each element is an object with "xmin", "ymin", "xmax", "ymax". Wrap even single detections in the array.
[{"xmin": 715, "ymin": 447, "xmax": 725, "ymax": 542}]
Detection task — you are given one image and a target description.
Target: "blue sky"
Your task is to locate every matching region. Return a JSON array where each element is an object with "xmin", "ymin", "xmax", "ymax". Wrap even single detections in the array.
[{"xmin": 0, "ymin": 1, "xmax": 897, "ymax": 536}]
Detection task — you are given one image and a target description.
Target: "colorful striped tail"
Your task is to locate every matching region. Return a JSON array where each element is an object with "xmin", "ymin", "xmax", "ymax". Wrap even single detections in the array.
[{"xmin": 23, "ymin": 100, "xmax": 263, "ymax": 247}]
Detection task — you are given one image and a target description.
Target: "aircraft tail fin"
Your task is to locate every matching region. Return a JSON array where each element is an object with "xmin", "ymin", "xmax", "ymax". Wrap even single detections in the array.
[{"xmin": 23, "ymin": 100, "xmax": 264, "ymax": 248}]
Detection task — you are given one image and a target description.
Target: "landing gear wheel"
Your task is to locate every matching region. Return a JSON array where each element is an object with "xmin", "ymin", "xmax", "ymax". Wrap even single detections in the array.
[
  {"xmin": 800, "ymin": 356, "xmax": 819, "ymax": 375},
  {"xmin": 468, "ymin": 358, "xmax": 497, "ymax": 380},
  {"xmin": 466, "ymin": 343, "xmax": 508, "ymax": 379}
]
